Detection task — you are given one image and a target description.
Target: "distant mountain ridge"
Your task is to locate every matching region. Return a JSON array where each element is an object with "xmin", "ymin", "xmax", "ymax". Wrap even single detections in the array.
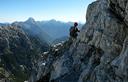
[
  {"xmin": 12, "ymin": 18, "xmax": 53, "ymax": 44},
  {"xmin": 37, "ymin": 19, "xmax": 83, "ymax": 40},
  {"xmin": 12, "ymin": 17, "xmax": 83, "ymax": 43},
  {"xmin": 0, "ymin": 23, "xmax": 9, "ymax": 26}
]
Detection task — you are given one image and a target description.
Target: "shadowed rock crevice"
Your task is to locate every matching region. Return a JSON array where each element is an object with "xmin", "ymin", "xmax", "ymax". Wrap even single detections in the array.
[{"xmin": 36, "ymin": 73, "xmax": 50, "ymax": 82}]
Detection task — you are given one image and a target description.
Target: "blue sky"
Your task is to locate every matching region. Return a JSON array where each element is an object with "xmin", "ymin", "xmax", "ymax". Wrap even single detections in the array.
[{"xmin": 0, "ymin": 0, "xmax": 95, "ymax": 23}]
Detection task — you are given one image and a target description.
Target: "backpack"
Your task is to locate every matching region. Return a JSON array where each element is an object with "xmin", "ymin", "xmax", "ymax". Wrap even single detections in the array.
[
  {"xmin": 70, "ymin": 26, "xmax": 75, "ymax": 34},
  {"xmin": 70, "ymin": 26, "xmax": 77, "ymax": 38}
]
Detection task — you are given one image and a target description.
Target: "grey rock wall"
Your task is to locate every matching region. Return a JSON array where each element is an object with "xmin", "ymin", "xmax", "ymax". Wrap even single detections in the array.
[{"xmin": 36, "ymin": 0, "xmax": 128, "ymax": 82}]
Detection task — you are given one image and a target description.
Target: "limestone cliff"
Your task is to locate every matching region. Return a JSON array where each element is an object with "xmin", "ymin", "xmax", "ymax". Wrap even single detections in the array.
[{"xmin": 36, "ymin": 0, "xmax": 128, "ymax": 82}]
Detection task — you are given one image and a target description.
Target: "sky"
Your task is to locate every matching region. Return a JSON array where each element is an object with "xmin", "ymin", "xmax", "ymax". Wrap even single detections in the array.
[{"xmin": 0, "ymin": 0, "xmax": 95, "ymax": 23}]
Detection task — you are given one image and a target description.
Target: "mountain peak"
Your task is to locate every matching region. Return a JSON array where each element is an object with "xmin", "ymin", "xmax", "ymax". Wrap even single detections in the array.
[
  {"xmin": 26, "ymin": 17, "xmax": 36, "ymax": 23},
  {"xmin": 50, "ymin": 19, "xmax": 56, "ymax": 21}
]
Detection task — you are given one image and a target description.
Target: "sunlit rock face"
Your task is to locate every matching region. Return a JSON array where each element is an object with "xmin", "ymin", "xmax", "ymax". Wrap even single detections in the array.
[{"xmin": 36, "ymin": 0, "xmax": 128, "ymax": 82}]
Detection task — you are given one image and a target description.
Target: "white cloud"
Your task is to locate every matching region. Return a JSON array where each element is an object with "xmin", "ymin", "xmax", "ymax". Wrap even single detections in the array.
[{"xmin": 0, "ymin": 18, "xmax": 15, "ymax": 23}]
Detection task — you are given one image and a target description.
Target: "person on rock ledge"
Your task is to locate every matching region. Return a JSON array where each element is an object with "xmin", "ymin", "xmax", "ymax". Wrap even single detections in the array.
[{"xmin": 69, "ymin": 22, "xmax": 80, "ymax": 40}]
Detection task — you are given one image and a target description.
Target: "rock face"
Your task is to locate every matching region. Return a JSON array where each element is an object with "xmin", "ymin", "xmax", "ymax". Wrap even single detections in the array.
[
  {"xmin": 36, "ymin": 0, "xmax": 128, "ymax": 82},
  {"xmin": 0, "ymin": 25, "xmax": 49, "ymax": 82}
]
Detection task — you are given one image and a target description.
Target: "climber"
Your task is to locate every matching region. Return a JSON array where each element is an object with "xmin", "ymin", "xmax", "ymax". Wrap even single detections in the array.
[{"xmin": 69, "ymin": 22, "xmax": 80, "ymax": 39}]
